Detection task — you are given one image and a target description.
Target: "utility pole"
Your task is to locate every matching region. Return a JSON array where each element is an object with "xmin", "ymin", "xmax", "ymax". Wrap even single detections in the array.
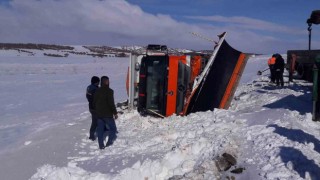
[{"xmin": 307, "ymin": 22, "xmax": 312, "ymax": 50}]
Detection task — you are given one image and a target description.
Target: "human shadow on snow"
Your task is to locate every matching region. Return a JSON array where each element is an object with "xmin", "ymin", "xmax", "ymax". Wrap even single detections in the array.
[
  {"xmin": 262, "ymin": 81, "xmax": 311, "ymax": 91},
  {"xmin": 262, "ymin": 94, "xmax": 311, "ymax": 115},
  {"xmin": 279, "ymin": 146, "xmax": 320, "ymax": 179},
  {"xmin": 261, "ymin": 83, "xmax": 312, "ymax": 115},
  {"xmin": 268, "ymin": 117, "xmax": 320, "ymax": 179},
  {"xmin": 257, "ymin": 81, "xmax": 312, "ymax": 112},
  {"xmin": 268, "ymin": 124, "xmax": 320, "ymax": 154}
]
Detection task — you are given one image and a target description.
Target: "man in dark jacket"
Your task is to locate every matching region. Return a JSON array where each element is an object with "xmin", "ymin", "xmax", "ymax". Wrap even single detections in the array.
[
  {"xmin": 94, "ymin": 76, "xmax": 118, "ymax": 149},
  {"xmin": 86, "ymin": 76, "xmax": 100, "ymax": 141},
  {"xmin": 274, "ymin": 54, "xmax": 285, "ymax": 87}
]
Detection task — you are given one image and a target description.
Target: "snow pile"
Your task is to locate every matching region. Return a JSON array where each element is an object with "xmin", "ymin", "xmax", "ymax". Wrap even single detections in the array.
[
  {"xmin": 232, "ymin": 76, "xmax": 320, "ymax": 179},
  {"xmin": 32, "ymin": 109, "xmax": 246, "ymax": 180},
  {"xmin": 31, "ymin": 164, "xmax": 109, "ymax": 180}
]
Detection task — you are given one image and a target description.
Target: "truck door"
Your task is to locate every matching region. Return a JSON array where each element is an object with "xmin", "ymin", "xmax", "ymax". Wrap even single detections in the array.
[{"xmin": 166, "ymin": 56, "xmax": 190, "ymax": 116}]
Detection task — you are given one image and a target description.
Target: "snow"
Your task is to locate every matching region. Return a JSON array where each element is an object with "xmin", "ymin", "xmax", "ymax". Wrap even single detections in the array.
[{"xmin": 0, "ymin": 49, "xmax": 320, "ymax": 180}]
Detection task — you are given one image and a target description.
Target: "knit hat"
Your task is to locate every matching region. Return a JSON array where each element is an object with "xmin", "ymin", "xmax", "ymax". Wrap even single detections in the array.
[{"xmin": 91, "ymin": 76, "xmax": 100, "ymax": 84}]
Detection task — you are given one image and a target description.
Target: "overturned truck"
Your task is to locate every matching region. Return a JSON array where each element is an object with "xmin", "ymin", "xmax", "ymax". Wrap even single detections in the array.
[{"xmin": 126, "ymin": 32, "xmax": 249, "ymax": 117}]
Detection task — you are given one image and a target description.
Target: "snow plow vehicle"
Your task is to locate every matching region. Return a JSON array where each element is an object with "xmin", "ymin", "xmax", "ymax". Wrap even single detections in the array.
[
  {"xmin": 287, "ymin": 10, "xmax": 320, "ymax": 82},
  {"xmin": 126, "ymin": 32, "xmax": 249, "ymax": 117},
  {"xmin": 286, "ymin": 10, "xmax": 320, "ymax": 121}
]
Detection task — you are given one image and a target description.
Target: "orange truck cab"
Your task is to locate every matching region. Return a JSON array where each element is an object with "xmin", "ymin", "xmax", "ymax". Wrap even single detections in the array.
[{"xmin": 136, "ymin": 51, "xmax": 204, "ymax": 117}]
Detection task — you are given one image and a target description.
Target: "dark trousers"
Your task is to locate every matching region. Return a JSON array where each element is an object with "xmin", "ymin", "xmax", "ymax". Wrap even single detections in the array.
[
  {"xmin": 97, "ymin": 117, "xmax": 117, "ymax": 148},
  {"xmin": 275, "ymin": 70, "xmax": 284, "ymax": 86},
  {"xmin": 269, "ymin": 65, "xmax": 275, "ymax": 82},
  {"xmin": 89, "ymin": 109, "xmax": 98, "ymax": 139}
]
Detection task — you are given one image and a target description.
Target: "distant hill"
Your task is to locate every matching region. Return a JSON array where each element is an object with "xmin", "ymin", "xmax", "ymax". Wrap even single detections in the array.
[
  {"xmin": 0, "ymin": 43, "xmax": 74, "ymax": 51},
  {"xmin": 0, "ymin": 43, "xmax": 213, "ymax": 58}
]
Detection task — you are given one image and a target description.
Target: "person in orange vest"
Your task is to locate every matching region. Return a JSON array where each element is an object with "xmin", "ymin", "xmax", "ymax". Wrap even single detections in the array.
[{"xmin": 268, "ymin": 55, "xmax": 276, "ymax": 83}]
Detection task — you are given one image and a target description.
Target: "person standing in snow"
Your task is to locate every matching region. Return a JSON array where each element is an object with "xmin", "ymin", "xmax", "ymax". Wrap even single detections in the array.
[
  {"xmin": 274, "ymin": 54, "xmax": 285, "ymax": 87},
  {"xmin": 268, "ymin": 55, "xmax": 276, "ymax": 83},
  {"xmin": 86, "ymin": 76, "xmax": 100, "ymax": 141},
  {"xmin": 94, "ymin": 76, "xmax": 118, "ymax": 149}
]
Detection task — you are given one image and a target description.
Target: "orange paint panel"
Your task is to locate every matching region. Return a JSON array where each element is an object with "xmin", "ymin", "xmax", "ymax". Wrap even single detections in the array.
[
  {"xmin": 191, "ymin": 56, "xmax": 201, "ymax": 82},
  {"xmin": 166, "ymin": 56, "xmax": 179, "ymax": 116},
  {"xmin": 219, "ymin": 53, "xmax": 246, "ymax": 109},
  {"xmin": 180, "ymin": 56, "xmax": 187, "ymax": 64}
]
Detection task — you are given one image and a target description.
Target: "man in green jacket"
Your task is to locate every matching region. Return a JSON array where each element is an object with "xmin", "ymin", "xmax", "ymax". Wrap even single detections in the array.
[{"xmin": 94, "ymin": 76, "xmax": 118, "ymax": 149}]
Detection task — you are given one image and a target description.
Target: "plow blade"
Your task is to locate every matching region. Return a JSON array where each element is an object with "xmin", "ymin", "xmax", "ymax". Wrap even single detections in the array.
[{"xmin": 185, "ymin": 33, "xmax": 249, "ymax": 115}]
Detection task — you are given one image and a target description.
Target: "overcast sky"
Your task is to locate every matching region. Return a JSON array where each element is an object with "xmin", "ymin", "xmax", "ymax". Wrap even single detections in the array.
[{"xmin": 0, "ymin": 0, "xmax": 319, "ymax": 54}]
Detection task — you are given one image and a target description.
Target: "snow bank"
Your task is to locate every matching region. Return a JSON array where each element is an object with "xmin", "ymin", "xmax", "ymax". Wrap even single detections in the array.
[
  {"xmin": 31, "ymin": 164, "xmax": 110, "ymax": 180},
  {"xmin": 31, "ymin": 109, "xmax": 246, "ymax": 180}
]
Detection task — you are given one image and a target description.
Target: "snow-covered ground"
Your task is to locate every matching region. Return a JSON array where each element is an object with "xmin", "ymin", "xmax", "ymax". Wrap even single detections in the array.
[{"xmin": 0, "ymin": 48, "xmax": 320, "ymax": 180}]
